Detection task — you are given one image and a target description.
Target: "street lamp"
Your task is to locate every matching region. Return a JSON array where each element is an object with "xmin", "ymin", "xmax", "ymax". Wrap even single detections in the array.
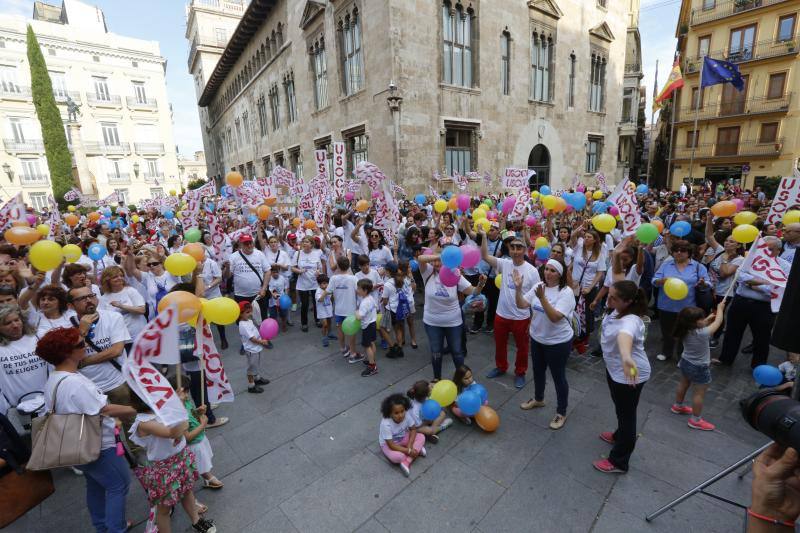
[
  {"xmin": 132, "ymin": 161, "xmax": 140, "ymax": 178},
  {"xmin": 2, "ymin": 163, "xmax": 13, "ymax": 182}
]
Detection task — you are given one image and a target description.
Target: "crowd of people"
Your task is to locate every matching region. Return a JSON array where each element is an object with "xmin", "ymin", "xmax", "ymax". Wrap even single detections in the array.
[{"xmin": 0, "ymin": 173, "xmax": 798, "ymax": 532}]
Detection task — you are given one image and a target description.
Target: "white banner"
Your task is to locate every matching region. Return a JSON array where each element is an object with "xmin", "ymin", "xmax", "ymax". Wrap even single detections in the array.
[
  {"xmin": 332, "ymin": 142, "xmax": 346, "ymax": 200},
  {"xmin": 740, "ymin": 236, "xmax": 789, "ymax": 288},
  {"xmin": 765, "ymin": 170, "xmax": 800, "ymax": 225},
  {"xmin": 47, "ymin": 195, "xmax": 61, "ymax": 238},
  {"xmin": 502, "ymin": 168, "xmax": 534, "ymax": 189},
  {"xmin": 0, "ymin": 193, "xmax": 24, "ymax": 231},
  {"xmin": 314, "ymin": 149, "xmax": 328, "ymax": 178},
  {"xmin": 508, "ymin": 187, "xmax": 530, "ymax": 221},
  {"xmin": 607, "ymin": 178, "xmax": 641, "ymax": 235},
  {"xmin": 196, "ymin": 315, "xmax": 234, "ymax": 404},
  {"xmin": 97, "ymin": 191, "xmax": 119, "ymax": 208},
  {"xmin": 208, "ymin": 213, "xmax": 228, "ymax": 259},
  {"xmin": 596, "ymin": 173, "xmax": 610, "ymax": 193}
]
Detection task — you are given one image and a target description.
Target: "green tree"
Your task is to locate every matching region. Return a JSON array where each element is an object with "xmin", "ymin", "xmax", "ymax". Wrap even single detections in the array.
[{"xmin": 26, "ymin": 25, "xmax": 72, "ymax": 206}]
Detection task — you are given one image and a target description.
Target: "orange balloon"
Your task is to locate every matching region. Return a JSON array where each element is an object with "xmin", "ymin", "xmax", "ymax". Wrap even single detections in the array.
[
  {"xmin": 652, "ymin": 219, "xmax": 664, "ymax": 234},
  {"xmin": 355, "ymin": 199, "xmax": 370, "ymax": 213},
  {"xmin": 304, "ymin": 219, "xmax": 317, "ymax": 230},
  {"xmin": 265, "ymin": 197, "xmax": 277, "ymax": 207},
  {"xmin": 157, "ymin": 290, "xmax": 201, "ymax": 323},
  {"xmin": 292, "ymin": 217, "xmax": 301, "ymax": 228},
  {"xmin": 88, "ymin": 212, "xmax": 101, "ymax": 222},
  {"xmin": 448, "ymin": 197, "xmax": 458, "ymax": 211},
  {"xmin": 553, "ymin": 197, "xmax": 568, "ymax": 213},
  {"xmin": 4, "ymin": 226, "xmax": 41, "ymax": 245},
  {"xmin": 474, "ymin": 405, "xmax": 500, "ymax": 432},
  {"xmin": 225, "ymin": 171, "xmax": 243, "ymax": 188},
  {"xmin": 11, "ymin": 220, "xmax": 28, "ymax": 227},
  {"xmin": 64, "ymin": 214, "xmax": 79, "ymax": 227},
  {"xmin": 711, "ymin": 200, "xmax": 736, "ymax": 218},
  {"xmin": 182, "ymin": 242, "xmax": 205, "ymax": 262},
  {"xmin": 256, "ymin": 204, "xmax": 271, "ymax": 221}
]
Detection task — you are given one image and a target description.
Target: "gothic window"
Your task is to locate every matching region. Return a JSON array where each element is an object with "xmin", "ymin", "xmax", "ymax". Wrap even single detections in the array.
[
  {"xmin": 442, "ymin": 1, "xmax": 475, "ymax": 87},
  {"xmin": 310, "ymin": 37, "xmax": 329, "ymax": 109},
  {"xmin": 589, "ymin": 51, "xmax": 607, "ymax": 112},
  {"xmin": 338, "ymin": 7, "xmax": 365, "ymax": 96},
  {"xmin": 530, "ymin": 30, "xmax": 554, "ymax": 102}
]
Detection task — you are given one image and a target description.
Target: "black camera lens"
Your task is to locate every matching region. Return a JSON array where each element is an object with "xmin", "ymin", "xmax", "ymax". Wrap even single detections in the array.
[{"xmin": 741, "ymin": 390, "xmax": 800, "ymax": 450}]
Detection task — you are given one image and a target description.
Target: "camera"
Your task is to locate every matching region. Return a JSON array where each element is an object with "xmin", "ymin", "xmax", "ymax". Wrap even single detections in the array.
[{"xmin": 741, "ymin": 389, "xmax": 800, "ymax": 449}]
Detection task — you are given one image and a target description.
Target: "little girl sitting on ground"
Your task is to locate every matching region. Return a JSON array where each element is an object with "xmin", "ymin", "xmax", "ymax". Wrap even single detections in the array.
[
  {"xmin": 407, "ymin": 380, "xmax": 453, "ymax": 443},
  {"xmin": 451, "ymin": 365, "xmax": 485, "ymax": 425},
  {"xmin": 379, "ymin": 393, "xmax": 426, "ymax": 477}
]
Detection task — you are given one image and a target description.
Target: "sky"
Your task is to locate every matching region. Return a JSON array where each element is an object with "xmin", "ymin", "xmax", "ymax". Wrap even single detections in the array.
[{"xmin": 0, "ymin": 0, "xmax": 681, "ymax": 152}]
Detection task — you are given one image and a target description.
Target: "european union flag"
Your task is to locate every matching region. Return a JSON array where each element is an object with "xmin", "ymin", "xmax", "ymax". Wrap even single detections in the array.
[{"xmin": 701, "ymin": 56, "xmax": 745, "ymax": 91}]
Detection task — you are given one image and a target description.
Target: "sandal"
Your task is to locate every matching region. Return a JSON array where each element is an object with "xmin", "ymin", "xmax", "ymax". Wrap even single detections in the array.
[
  {"xmin": 195, "ymin": 502, "xmax": 208, "ymax": 514},
  {"xmin": 411, "ymin": 342, "xmax": 418, "ymax": 349},
  {"xmin": 203, "ymin": 476, "xmax": 224, "ymax": 489}
]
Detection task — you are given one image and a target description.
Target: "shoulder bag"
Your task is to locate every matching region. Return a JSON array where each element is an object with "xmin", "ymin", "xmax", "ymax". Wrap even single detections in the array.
[
  {"xmin": 27, "ymin": 375, "xmax": 102, "ymax": 471},
  {"xmin": 693, "ymin": 261, "xmax": 714, "ymax": 312},
  {"xmin": 238, "ymin": 250, "xmax": 264, "ymax": 287}
]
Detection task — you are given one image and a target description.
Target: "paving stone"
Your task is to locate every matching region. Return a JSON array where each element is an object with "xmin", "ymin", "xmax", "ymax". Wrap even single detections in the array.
[
  {"xmin": 239, "ymin": 507, "xmax": 299, "ymax": 533},
  {"xmin": 353, "ymin": 518, "xmax": 391, "ymax": 533}
]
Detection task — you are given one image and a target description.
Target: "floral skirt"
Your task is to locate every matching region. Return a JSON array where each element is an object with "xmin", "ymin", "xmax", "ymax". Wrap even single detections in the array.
[{"xmin": 134, "ymin": 447, "xmax": 199, "ymax": 507}]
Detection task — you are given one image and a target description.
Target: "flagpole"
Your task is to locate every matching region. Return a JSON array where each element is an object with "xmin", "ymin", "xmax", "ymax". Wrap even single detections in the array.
[
  {"xmin": 687, "ymin": 58, "xmax": 705, "ymax": 184},
  {"xmin": 666, "ymin": 90, "xmax": 677, "ymax": 187},
  {"xmin": 646, "ymin": 59, "xmax": 659, "ymax": 189}
]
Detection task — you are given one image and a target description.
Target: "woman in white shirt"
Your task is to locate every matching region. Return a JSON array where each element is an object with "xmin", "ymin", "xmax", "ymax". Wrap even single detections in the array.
[
  {"xmin": 593, "ymin": 280, "xmax": 651, "ymax": 474},
  {"xmin": 512, "ymin": 259, "xmax": 576, "ymax": 430},
  {"xmin": 99, "ymin": 266, "xmax": 147, "ymax": 349},
  {"xmin": 291, "ymin": 236, "xmax": 325, "ymax": 332},
  {"xmin": 570, "ymin": 230, "xmax": 608, "ymax": 353}
]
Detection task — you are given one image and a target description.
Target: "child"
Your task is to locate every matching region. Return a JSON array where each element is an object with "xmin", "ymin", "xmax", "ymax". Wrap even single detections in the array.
[
  {"xmin": 268, "ymin": 264, "xmax": 289, "ymax": 332},
  {"xmin": 382, "ymin": 264, "xmax": 417, "ymax": 358},
  {"xmin": 671, "ymin": 300, "xmax": 725, "ymax": 431},
  {"xmin": 379, "ymin": 393, "xmax": 426, "ymax": 477},
  {"xmin": 451, "ymin": 365, "xmax": 483, "ymax": 425},
  {"xmin": 779, "ymin": 353, "xmax": 799, "ymax": 383},
  {"xmin": 238, "ymin": 301, "xmax": 271, "ymax": 393},
  {"xmin": 128, "ymin": 392, "xmax": 217, "ymax": 533},
  {"xmin": 407, "ymin": 380, "xmax": 453, "ymax": 443},
  {"xmin": 397, "ymin": 260, "xmax": 418, "ymax": 349},
  {"xmin": 315, "ymin": 274, "xmax": 333, "ymax": 347},
  {"xmin": 352, "ymin": 278, "xmax": 378, "ymax": 376},
  {"xmin": 330, "ymin": 256, "xmax": 359, "ymax": 358}
]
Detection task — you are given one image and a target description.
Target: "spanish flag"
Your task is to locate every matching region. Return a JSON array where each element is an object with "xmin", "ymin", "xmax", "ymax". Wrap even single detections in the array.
[{"xmin": 653, "ymin": 59, "xmax": 684, "ymax": 111}]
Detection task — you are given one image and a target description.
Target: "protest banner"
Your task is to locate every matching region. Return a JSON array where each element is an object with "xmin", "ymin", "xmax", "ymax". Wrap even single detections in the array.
[
  {"xmin": 740, "ymin": 236, "xmax": 789, "ymax": 287},
  {"xmin": 332, "ymin": 142, "xmax": 346, "ymax": 200},
  {"xmin": 196, "ymin": 315, "xmax": 234, "ymax": 404},
  {"xmin": 502, "ymin": 168, "xmax": 534, "ymax": 189},
  {"xmin": 765, "ymin": 170, "xmax": 800, "ymax": 225},
  {"xmin": 607, "ymin": 178, "xmax": 641, "ymax": 235},
  {"xmin": 0, "ymin": 193, "xmax": 24, "ymax": 231}
]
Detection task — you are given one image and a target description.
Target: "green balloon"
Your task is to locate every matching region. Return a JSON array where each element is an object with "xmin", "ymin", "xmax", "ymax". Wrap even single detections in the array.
[
  {"xmin": 482, "ymin": 199, "xmax": 493, "ymax": 208},
  {"xmin": 185, "ymin": 228, "xmax": 202, "ymax": 243},
  {"xmin": 342, "ymin": 315, "xmax": 361, "ymax": 336},
  {"xmin": 635, "ymin": 223, "xmax": 659, "ymax": 244}
]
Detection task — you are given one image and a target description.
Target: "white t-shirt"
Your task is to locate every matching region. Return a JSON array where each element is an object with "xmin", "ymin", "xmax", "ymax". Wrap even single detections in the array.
[
  {"xmin": 264, "ymin": 248, "xmax": 289, "ymax": 274},
  {"xmin": 45, "ymin": 371, "xmax": 116, "ymax": 450},
  {"xmin": 33, "ymin": 309, "xmax": 76, "ymax": 337},
  {"xmin": 382, "ymin": 278, "xmax": 414, "ymax": 313},
  {"xmin": 316, "ymin": 287, "xmax": 333, "ymax": 319},
  {"xmin": 99, "ymin": 286, "xmax": 147, "ymax": 341},
  {"xmin": 201, "ymin": 260, "xmax": 222, "ymax": 299},
  {"xmin": 496, "ymin": 258, "xmax": 540, "ymax": 321},
  {"xmin": 330, "ymin": 273, "xmax": 358, "ymax": 316},
  {"xmin": 230, "ymin": 249, "xmax": 270, "ymax": 297},
  {"xmin": 295, "ymin": 249, "xmax": 324, "ymax": 291},
  {"xmin": 525, "ymin": 284, "xmax": 576, "ymax": 345},
  {"xmin": 143, "ymin": 271, "xmax": 178, "ymax": 310},
  {"xmin": 603, "ymin": 265, "xmax": 643, "ymax": 288},
  {"xmin": 357, "ymin": 294, "xmax": 377, "ymax": 327},
  {"xmin": 378, "ymin": 413, "xmax": 415, "ymax": 446},
  {"xmin": 355, "ymin": 269, "xmax": 382, "ymax": 304},
  {"xmin": 368, "ymin": 246, "xmax": 393, "ymax": 268},
  {"xmin": 600, "ymin": 311, "xmax": 650, "ymax": 385},
  {"xmin": 129, "ymin": 412, "xmax": 186, "ymax": 462},
  {"xmin": 572, "ymin": 240, "xmax": 608, "ymax": 290},
  {"xmin": 0, "ymin": 335, "xmax": 49, "ymax": 407},
  {"xmin": 409, "ymin": 399, "xmax": 423, "ymax": 426},
  {"xmin": 79, "ymin": 311, "xmax": 131, "ymax": 392},
  {"xmin": 421, "ymin": 263, "xmax": 471, "ymax": 328},
  {"xmin": 268, "ymin": 275, "xmax": 289, "ymax": 307},
  {"xmin": 238, "ymin": 320, "xmax": 262, "ymax": 353}
]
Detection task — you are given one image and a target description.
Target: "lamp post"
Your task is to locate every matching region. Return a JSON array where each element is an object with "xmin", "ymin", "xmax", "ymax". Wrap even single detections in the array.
[
  {"xmin": 2, "ymin": 163, "xmax": 13, "ymax": 182},
  {"xmin": 132, "ymin": 161, "xmax": 140, "ymax": 178},
  {"xmin": 387, "ymin": 81, "xmax": 403, "ymax": 182}
]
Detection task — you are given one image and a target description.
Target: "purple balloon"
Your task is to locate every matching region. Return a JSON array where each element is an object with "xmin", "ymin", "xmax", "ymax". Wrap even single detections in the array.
[
  {"xmin": 259, "ymin": 318, "xmax": 279, "ymax": 340},
  {"xmin": 502, "ymin": 196, "xmax": 516, "ymax": 215},
  {"xmin": 439, "ymin": 266, "xmax": 461, "ymax": 287},
  {"xmin": 26, "ymin": 214, "xmax": 37, "ymax": 225},
  {"xmin": 461, "ymin": 245, "xmax": 481, "ymax": 269},
  {"xmin": 456, "ymin": 194, "xmax": 470, "ymax": 212},
  {"xmin": 344, "ymin": 192, "xmax": 355, "ymax": 201}
]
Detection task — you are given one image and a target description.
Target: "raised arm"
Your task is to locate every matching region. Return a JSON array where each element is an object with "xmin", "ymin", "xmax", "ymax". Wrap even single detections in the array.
[
  {"xmin": 478, "ymin": 230, "xmax": 498, "ymax": 269},
  {"xmin": 705, "ymin": 215, "xmax": 720, "ymax": 250}
]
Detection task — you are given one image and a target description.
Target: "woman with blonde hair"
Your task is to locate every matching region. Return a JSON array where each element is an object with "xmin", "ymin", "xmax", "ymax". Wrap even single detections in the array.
[{"xmin": 99, "ymin": 266, "xmax": 147, "ymax": 348}]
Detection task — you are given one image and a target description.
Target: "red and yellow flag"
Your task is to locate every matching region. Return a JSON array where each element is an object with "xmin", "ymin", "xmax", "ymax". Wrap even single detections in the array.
[{"xmin": 653, "ymin": 59, "xmax": 684, "ymax": 111}]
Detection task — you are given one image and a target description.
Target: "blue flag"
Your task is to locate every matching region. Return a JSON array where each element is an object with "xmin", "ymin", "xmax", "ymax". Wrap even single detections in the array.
[{"xmin": 700, "ymin": 56, "xmax": 745, "ymax": 91}]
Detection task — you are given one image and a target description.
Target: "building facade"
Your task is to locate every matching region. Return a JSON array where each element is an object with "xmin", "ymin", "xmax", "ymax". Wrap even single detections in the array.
[
  {"xmin": 178, "ymin": 150, "xmax": 209, "ymax": 187},
  {"xmin": 0, "ymin": 0, "xmax": 182, "ymax": 208},
  {"xmin": 671, "ymin": 0, "xmax": 800, "ymax": 189},
  {"xmin": 187, "ymin": 0, "xmax": 640, "ymax": 192}
]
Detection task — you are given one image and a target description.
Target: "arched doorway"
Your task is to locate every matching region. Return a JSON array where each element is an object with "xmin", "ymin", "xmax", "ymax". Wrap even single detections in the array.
[{"xmin": 528, "ymin": 144, "xmax": 550, "ymax": 189}]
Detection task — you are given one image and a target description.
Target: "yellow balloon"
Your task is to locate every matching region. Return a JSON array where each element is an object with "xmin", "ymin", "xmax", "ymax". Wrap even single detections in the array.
[
  {"xmin": 430, "ymin": 379, "xmax": 457, "ymax": 407},
  {"xmin": 592, "ymin": 214, "xmax": 616, "ymax": 233},
  {"xmin": 480, "ymin": 219, "xmax": 492, "ymax": 232},
  {"xmin": 473, "ymin": 219, "xmax": 483, "ymax": 232},
  {"xmin": 164, "ymin": 252, "xmax": 197, "ymax": 277},
  {"xmin": 29, "ymin": 241, "xmax": 63, "ymax": 271},
  {"xmin": 131, "ymin": 214, "xmax": 140, "ymax": 223},
  {"xmin": 169, "ymin": 189, "xmax": 177, "ymax": 196},
  {"xmin": 202, "ymin": 297, "xmax": 240, "ymax": 325},
  {"xmin": 434, "ymin": 199, "xmax": 448, "ymax": 213},
  {"xmin": 377, "ymin": 313, "xmax": 383, "ymax": 326},
  {"xmin": 176, "ymin": 210, "xmax": 183, "ymax": 219},
  {"xmin": 593, "ymin": 190, "xmax": 604, "ymax": 200},
  {"xmin": 733, "ymin": 211, "xmax": 757, "ymax": 225},
  {"xmin": 732, "ymin": 224, "xmax": 758, "ymax": 243},
  {"xmin": 158, "ymin": 291, "xmax": 201, "ymax": 323},
  {"xmin": 472, "ymin": 208, "xmax": 486, "ymax": 221},
  {"xmin": 663, "ymin": 277, "xmax": 689, "ymax": 300},
  {"xmin": 36, "ymin": 224, "xmax": 50, "ymax": 237},
  {"xmin": 495, "ymin": 273, "xmax": 502, "ymax": 289},
  {"xmin": 67, "ymin": 205, "xmax": 76, "ymax": 212},
  {"xmin": 535, "ymin": 236, "xmax": 549, "ymax": 249},
  {"xmin": 530, "ymin": 191, "xmax": 540, "ymax": 200},
  {"xmin": 62, "ymin": 244, "xmax": 82, "ymax": 263},
  {"xmin": 783, "ymin": 210, "xmax": 800, "ymax": 225},
  {"xmin": 542, "ymin": 195, "xmax": 557, "ymax": 210}
]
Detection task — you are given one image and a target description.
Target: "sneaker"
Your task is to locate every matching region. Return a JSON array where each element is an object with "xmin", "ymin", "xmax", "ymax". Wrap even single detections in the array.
[
  {"xmin": 688, "ymin": 418, "xmax": 715, "ymax": 431},
  {"xmin": 380, "ymin": 339, "xmax": 389, "ymax": 350},
  {"xmin": 71, "ymin": 466, "xmax": 84, "ymax": 476},
  {"xmin": 385, "ymin": 345, "xmax": 400, "ymax": 359},
  {"xmin": 458, "ymin": 416, "xmax": 472, "ymax": 426},
  {"xmin": 322, "ymin": 337, "xmax": 329, "ymax": 347},
  {"xmin": 592, "ymin": 458, "xmax": 626, "ymax": 474},
  {"xmin": 439, "ymin": 418, "xmax": 454, "ymax": 431},
  {"xmin": 520, "ymin": 398, "xmax": 546, "ymax": 410},
  {"xmin": 347, "ymin": 353, "xmax": 365, "ymax": 364},
  {"xmin": 599, "ymin": 431, "xmax": 615, "ymax": 445},
  {"xmin": 394, "ymin": 347, "xmax": 405, "ymax": 359},
  {"xmin": 656, "ymin": 354, "xmax": 668, "ymax": 361},
  {"xmin": 549, "ymin": 414, "xmax": 567, "ymax": 430},
  {"xmin": 301, "ymin": 325, "xmax": 308, "ymax": 332},
  {"xmin": 419, "ymin": 446, "xmax": 427, "ymax": 458},
  {"xmin": 426, "ymin": 434, "xmax": 439, "ymax": 444},
  {"xmin": 361, "ymin": 364, "xmax": 378, "ymax": 377},
  {"xmin": 670, "ymin": 404, "xmax": 693, "ymax": 415},
  {"xmin": 254, "ymin": 377, "xmax": 270, "ymax": 385},
  {"xmin": 709, "ymin": 338, "xmax": 719, "ymax": 348},
  {"xmin": 485, "ymin": 368, "xmax": 506, "ymax": 379},
  {"xmin": 266, "ymin": 341, "xmax": 273, "ymax": 350},
  {"xmin": 399, "ymin": 463, "xmax": 410, "ymax": 477},
  {"xmin": 468, "ymin": 327, "xmax": 480, "ymax": 335},
  {"xmin": 248, "ymin": 386, "xmax": 264, "ymax": 394},
  {"xmin": 342, "ymin": 349, "xmax": 351, "ymax": 358},
  {"xmin": 192, "ymin": 517, "xmax": 217, "ymax": 533},
  {"xmin": 206, "ymin": 417, "xmax": 229, "ymax": 429},
  {"xmin": 484, "ymin": 328, "xmax": 494, "ymax": 335},
  {"xmin": 327, "ymin": 333, "xmax": 338, "ymax": 340},
  {"xmin": 514, "ymin": 375, "xmax": 526, "ymax": 389}
]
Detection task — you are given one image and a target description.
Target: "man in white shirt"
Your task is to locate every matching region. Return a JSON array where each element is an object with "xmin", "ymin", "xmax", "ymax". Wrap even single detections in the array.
[{"xmin": 224, "ymin": 234, "xmax": 271, "ymax": 320}]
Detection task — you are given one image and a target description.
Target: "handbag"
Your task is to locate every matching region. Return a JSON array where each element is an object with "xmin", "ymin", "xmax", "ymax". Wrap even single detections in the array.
[
  {"xmin": 27, "ymin": 376, "xmax": 103, "ymax": 471},
  {"xmin": 693, "ymin": 262, "xmax": 714, "ymax": 312}
]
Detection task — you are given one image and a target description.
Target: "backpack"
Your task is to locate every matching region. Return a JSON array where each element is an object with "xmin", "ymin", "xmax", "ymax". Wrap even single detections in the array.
[{"xmin": 396, "ymin": 287, "xmax": 411, "ymax": 321}]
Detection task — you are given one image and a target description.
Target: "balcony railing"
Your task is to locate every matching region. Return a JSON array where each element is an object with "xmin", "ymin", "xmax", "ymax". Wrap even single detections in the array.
[
  {"xmin": 134, "ymin": 142, "xmax": 165, "ymax": 154},
  {"xmin": 190, "ymin": 0, "xmax": 245, "ymax": 12},
  {"xmin": 107, "ymin": 173, "xmax": 131, "ymax": 184},
  {"xmin": 20, "ymin": 174, "xmax": 50, "ymax": 186},
  {"xmin": 143, "ymin": 172, "xmax": 165, "ymax": 182},
  {"xmin": 685, "ymin": 36, "xmax": 799, "ymax": 73},
  {"xmin": 624, "ymin": 63, "xmax": 642, "ymax": 74},
  {"xmin": 53, "ymin": 90, "xmax": 81, "ymax": 104},
  {"xmin": 83, "ymin": 141, "xmax": 131, "ymax": 155},
  {"xmin": 3, "ymin": 139, "xmax": 45, "ymax": 153},
  {"xmin": 691, "ymin": 0, "xmax": 791, "ymax": 26},
  {"xmin": 0, "ymin": 85, "xmax": 31, "ymax": 99},
  {"xmin": 673, "ymin": 138, "xmax": 784, "ymax": 159},
  {"xmin": 86, "ymin": 93, "xmax": 122, "ymax": 107},
  {"xmin": 126, "ymin": 96, "xmax": 158, "ymax": 109},
  {"xmin": 676, "ymin": 92, "xmax": 792, "ymax": 122}
]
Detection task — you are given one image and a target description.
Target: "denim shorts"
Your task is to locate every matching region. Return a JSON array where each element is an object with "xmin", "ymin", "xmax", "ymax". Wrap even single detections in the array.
[
  {"xmin": 678, "ymin": 358, "xmax": 712, "ymax": 385},
  {"xmin": 335, "ymin": 315, "xmax": 346, "ymax": 325}
]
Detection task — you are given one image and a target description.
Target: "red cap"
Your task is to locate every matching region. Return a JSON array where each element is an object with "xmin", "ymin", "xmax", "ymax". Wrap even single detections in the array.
[
  {"xmin": 238, "ymin": 300, "xmax": 252, "ymax": 312},
  {"xmin": 288, "ymin": 233, "xmax": 297, "ymax": 240},
  {"xmin": 239, "ymin": 234, "xmax": 254, "ymax": 243}
]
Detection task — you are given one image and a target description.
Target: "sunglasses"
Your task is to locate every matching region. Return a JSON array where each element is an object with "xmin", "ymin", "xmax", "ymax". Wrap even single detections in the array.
[{"xmin": 147, "ymin": 262, "xmax": 161, "ymax": 267}]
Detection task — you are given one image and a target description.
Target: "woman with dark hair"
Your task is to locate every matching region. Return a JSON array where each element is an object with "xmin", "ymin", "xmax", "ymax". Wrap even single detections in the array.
[
  {"xmin": 167, "ymin": 234, "xmax": 184, "ymax": 256},
  {"xmin": 594, "ymin": 280, "xmax": 651, "ymax": 474},
  {"xmin": 513, "ymin": 259, "xmax": 575, "ymax": 429},
  {"xmin": 32, "ymin": 284, "xmax": 75, "ymax": 335},
  {"xmin": 570, "ymin": 228, "xmax": 608, "ymax": 353},
  {"xmin": 99, "ymin": 266, "xmax": 147, "ymax": 347},
  {"xmin": 703, "ymin": 216, "xmax": 744, "ymax": 347},
  {"xmin": 36, "ymin": 327, "xmax": 136, "ymax": 533},
  {"xmin": 291, "ymin": 236, "xmax": 325, "ymax": 332},
  {"xmin": 0, "ymin": 305, "xmax": 49, "ymax": 425},
  {"xmin": 365, "ymin": 229, "xmax": 394, "ymax": 269}
]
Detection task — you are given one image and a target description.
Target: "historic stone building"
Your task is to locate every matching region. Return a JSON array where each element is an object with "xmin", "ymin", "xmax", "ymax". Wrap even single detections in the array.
[{"xmin": 187, "ymin": 0, "xmax": 641, "ymax": 192}]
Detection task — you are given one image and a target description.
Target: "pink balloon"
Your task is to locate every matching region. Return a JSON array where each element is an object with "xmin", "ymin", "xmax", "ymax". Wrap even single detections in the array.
[
  {"xmin": 608, "ymin": 206, "xmax": 619, "ymax": 216},
  {"xmin": 524, "ymin": 215, "xmax": 537, "ymax": 227},
  {"xmin": 732, "ymin": 198, "xmax": 744, "ymax": 212},
  {"xmin": 372, "ymin": 191, "xmax": 381, "ymax": 199},
  {"xmin": 456, "ymin": 194, "xmax": 470, "ymax": 212},
  {"xmin": 461, "ymin": 245, "xmax": 481, "ymax": 269},
  {"xmin": 439, "ymin": 266, "xmax": 461, "ymax": 287},
  {"xmin": 259, "ymin": 318, "xmax": 279, "ymax": 340},
  {"xmin": 502, "ymin": 196, "xmax": 516, "ymax": 215},
  {"xmin": 488, "ymin": 210, "xmax": 498, "ymax": 221},
  {"xmin": 26, "ymin": 214, "xmax": 37, "ymax": 225},
  {"xmin": 344, "ymin": 192, "xmax": 355, "ymax": 201},
  {"xmin": 577, "ymin": 185, "xmax": 586, "ymax": 193},
  {"xmin": 565, "ymin": 205, "xmax": 574, "ymax": 213}
]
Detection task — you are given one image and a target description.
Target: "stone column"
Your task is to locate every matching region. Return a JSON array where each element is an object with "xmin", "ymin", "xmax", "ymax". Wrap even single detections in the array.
[{"xmin": 67, "ymin": 122, "xmax": 95, "ymax": 195}]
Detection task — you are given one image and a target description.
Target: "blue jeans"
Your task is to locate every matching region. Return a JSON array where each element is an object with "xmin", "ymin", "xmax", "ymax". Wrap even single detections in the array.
[
  {"xmin": 531, "ymin": 338, "xmax": 572, "ymax": 415},
  {"xmin": 79, "ymin": 447, "xmax": 130, "ymax": 533},
  {"xmin": 424, "ymin": 323, "xmax": 465, "ymax": 380}
]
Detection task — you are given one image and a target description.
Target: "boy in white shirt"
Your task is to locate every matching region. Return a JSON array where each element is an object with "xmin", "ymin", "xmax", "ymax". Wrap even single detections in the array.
[
  {"xmin": 329, "ymin": 256, "xmax": 358, "ymax": 358},
  {"xmin": 268, "ymin": 264, "xmax": 289, "ymax": 332},
  {"xmin": 315, "ymin": 274, "xmax": 334, "ymax": 347},
  {"xmin": 351, "ymin": 278, "xmax": 378, "ymax": 376},
  {"xmin": 237, "ymin": 301, "xmax": 271, "ymax": 394}
]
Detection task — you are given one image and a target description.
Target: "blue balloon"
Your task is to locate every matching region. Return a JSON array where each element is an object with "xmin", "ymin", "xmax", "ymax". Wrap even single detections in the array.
[
  {"xmin": 592, "ymin": 201, "xmax": 608, "ymax": 214},
  {"xmin": 108, "ymin": 220, "xmax": 117, "ymax": 229},
  {"xmin": 415, "ymin": 193, "xmax": 426, "ymax": 205},
  {"xmin": 440, "ymin": 245, "xmax": 463, "ymax": 269},
  {"xmin": 248, "ymin": 214, "xmax": 257, "ymax": 224},
  {"xmin": 420, "ymin": 399, "xmax": 442, "ymax": 421},
  {"xmin": 445, "ymin": 191, "xmax": 453, "ymax": 199},
  {"xmin": 753, "ymin": 365, "xmax": 783, "ymax": 387},
  {"xmin": 279, "ymin": 294, "xmax": 292, "ymax": 311},
  {"xmin": 540, "ymin": 185, "xmax": 551, "ymax": 196},
  {"xmin": 206, "ymin": 202, "xmax": 215, "ymax": 212},
  {"xmin": 102, "ymin": 208, "xmax": 111, "ymax": 216},
  {"xmin": 468, "ymin": 383, "xmax": 488, "ymax": 404},
  {"xmin": 87, "ymin": 243, "xmax": 107, "ymax": 261},
  {"xmin": 670, "ymin": 221, "xmax": 691, "ymax": 237},
  {"xmin": 636, "ymin": 184, "xmax": 649, "ymax": 195},
  {"xmin": 410, "ymin": 259, "xmax": 419, "ymax": 272},
  {"xmin": 457, "ymin": 390, "xmax": 481, "ymax": 417},
  {"xmin": 164, "ymin": 210, "xmax": 174, "ymax": 220},
  {"xmin": 535, "ymin": 246, "xmax": 551, "ymax": 260}
]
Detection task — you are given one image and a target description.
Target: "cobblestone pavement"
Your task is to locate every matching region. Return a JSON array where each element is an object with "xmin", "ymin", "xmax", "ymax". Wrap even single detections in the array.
[{"xmin": 10, "ymin": 307, "xmax": 778, "ymax": 533}]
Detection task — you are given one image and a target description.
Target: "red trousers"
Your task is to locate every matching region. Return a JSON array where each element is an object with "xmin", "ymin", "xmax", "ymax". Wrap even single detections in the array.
[{"xmin": 494, "ymin": 315, "xmax": 531, "ymax": 376}]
